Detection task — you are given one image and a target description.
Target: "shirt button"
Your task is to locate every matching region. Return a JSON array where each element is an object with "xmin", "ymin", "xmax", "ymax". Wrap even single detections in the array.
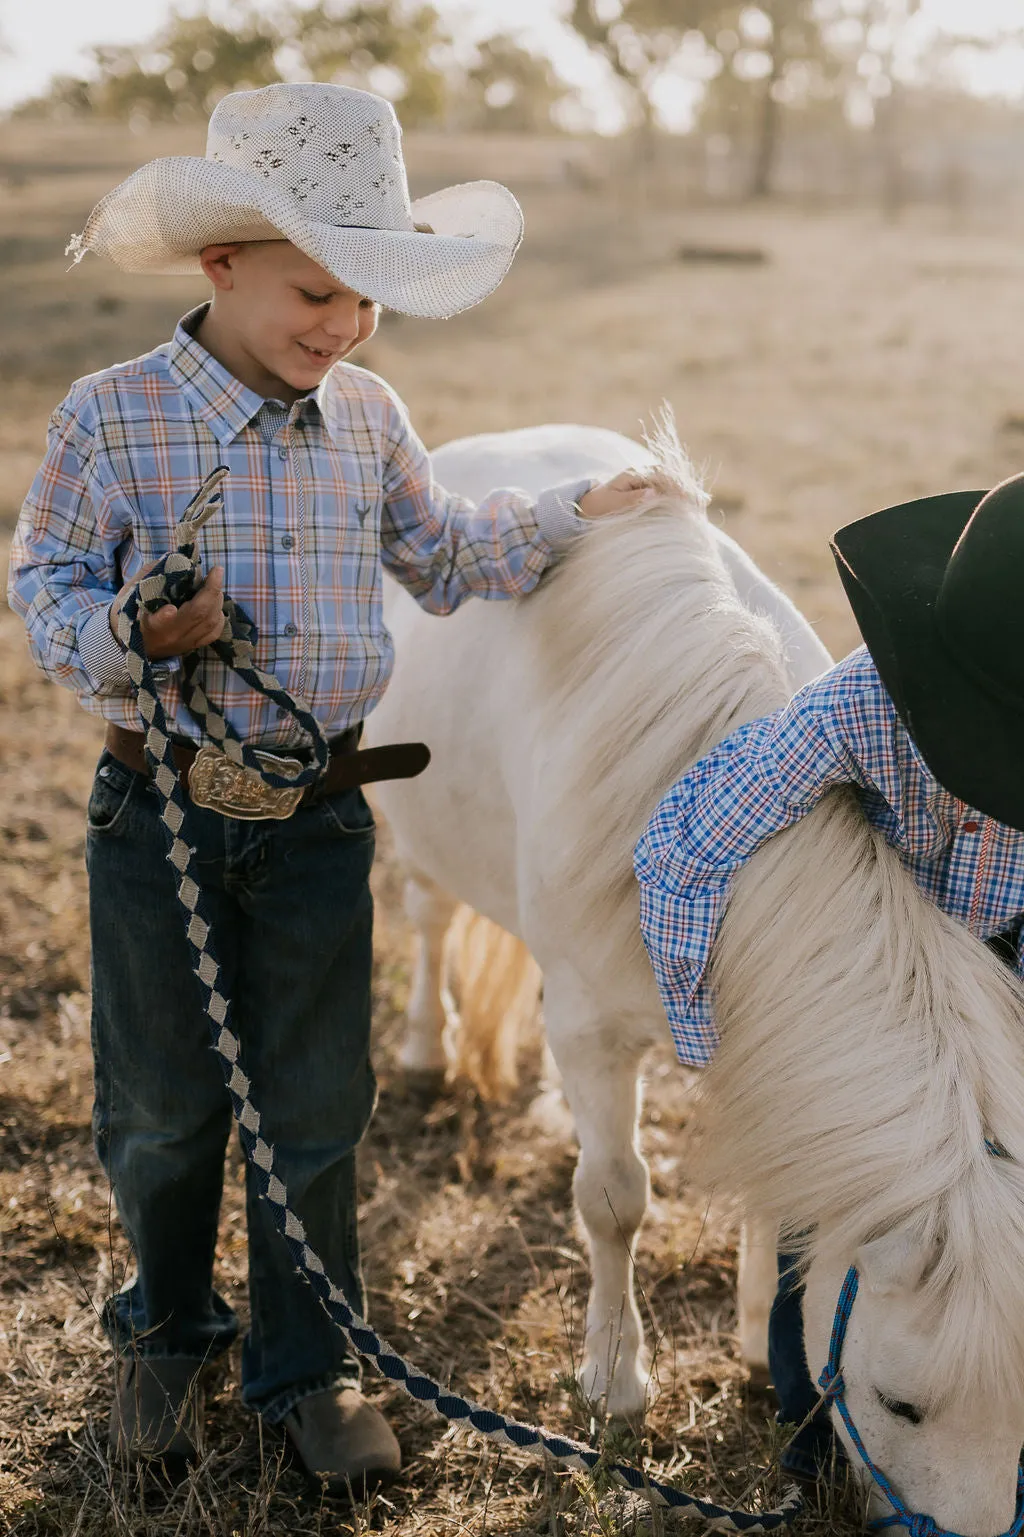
[
  {"xmin": 283, "ymin": 622, "xmax": 298, "ymax": 637},
  {"xmin": 962, "ymin": 820, "xmax": 980, "ymax": 833},
  {"xmin": 278, "ymin": 445, "xmax": 288, "ymax": 460},
  {"xmin": 281, "ymin": 534, "xmax": 294, "ymax": 549}
]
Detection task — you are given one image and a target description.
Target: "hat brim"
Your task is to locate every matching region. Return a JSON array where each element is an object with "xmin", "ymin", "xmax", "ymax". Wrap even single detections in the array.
[
  {"xmin": 831, "ymin": 489, "xmax": 1024, "ymax": 830},
  {"xmin": 72, "ymin": 156, "xmax": 523, "ymax": 319}
]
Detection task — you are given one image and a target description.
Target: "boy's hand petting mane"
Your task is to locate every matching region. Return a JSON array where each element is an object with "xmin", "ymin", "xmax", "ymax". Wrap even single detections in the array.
[{"xmin": 578, "ymin": 470, "xmax": 658, "ymax": 520}]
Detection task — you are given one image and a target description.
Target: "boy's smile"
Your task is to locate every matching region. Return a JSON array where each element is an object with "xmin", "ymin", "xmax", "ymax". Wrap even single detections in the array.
[{"xmin": 196, "ymin": 240, "xmax": 380, "ymax": 403}]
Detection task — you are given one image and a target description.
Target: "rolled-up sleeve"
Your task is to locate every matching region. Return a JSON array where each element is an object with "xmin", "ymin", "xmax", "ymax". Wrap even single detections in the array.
[
  {"xmin": 378, "ymin": 385, "xmax": 589, "ymax": 613},
  {"xmin": 634, "ymin": 673, "xmax": 873, "ymax": 1063},
  {"xmin": 7, "ymin": 399, "xmax": 131, "ymax": 697}
]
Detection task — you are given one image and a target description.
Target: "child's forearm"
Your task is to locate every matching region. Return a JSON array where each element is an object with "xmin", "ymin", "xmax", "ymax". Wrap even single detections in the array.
[
  {"xmin": 8, "ymin": 531, "xmax": 128, "ymax": 697},
  {"xmin": 380, "ymin": 477, "xmax": 592, "ymax": 614}
]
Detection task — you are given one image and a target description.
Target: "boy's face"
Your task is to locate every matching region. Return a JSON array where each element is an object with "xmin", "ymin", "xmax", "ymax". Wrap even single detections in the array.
[{"xmin": 199, "ymin": 241, "xmax": 379, "ymax": 398}]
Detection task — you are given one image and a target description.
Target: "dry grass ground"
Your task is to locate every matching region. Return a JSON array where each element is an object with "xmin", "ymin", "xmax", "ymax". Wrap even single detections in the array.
[{"xmin": 1, "ymin": 118, "xmax": 1023, "ymax": 1535}]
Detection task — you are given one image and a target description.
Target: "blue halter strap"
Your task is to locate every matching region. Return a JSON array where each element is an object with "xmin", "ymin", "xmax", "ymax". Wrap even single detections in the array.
[{"xmin": 818, "ymin": 1266, "xmax": 1024, "ymax": 1537}]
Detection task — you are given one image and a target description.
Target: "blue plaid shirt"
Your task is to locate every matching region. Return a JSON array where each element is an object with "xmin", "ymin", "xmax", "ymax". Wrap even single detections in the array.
[
  {"xmin": 8, "ymin": 306, "xmax": 588, "ymax": 747},
  {"xmin": 634, "ymin": 645, "xmax": 1024, "ymax": 1066}
]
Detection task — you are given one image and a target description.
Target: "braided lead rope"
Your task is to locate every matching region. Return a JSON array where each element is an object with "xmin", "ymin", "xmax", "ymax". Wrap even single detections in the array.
[
  {"xmin": 136, "ymin": 467, "xmax": 329, "ymax": 789},
  {"xmin": 110, "ymin": 492, "xmax": 802, "ymax": 1533}
]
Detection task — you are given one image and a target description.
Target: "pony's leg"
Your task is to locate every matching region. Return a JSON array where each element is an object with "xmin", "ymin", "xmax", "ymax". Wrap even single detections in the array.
[
  {"xmin": 737, "ymin": 1213, "xmax": 777, "ymax": 1379},
  {"xmin": 544, "ymin": 970, "xmax": 650, "ymax": 1420},
  {"xmin": 396, "ymin": 871, "xmax": 457, "ymax": 1085}
]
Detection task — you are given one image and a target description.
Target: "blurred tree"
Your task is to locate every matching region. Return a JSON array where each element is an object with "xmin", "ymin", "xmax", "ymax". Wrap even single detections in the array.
[
  {"xmin": 14, "ymin": 1, "xmax": 456, "ymax": 128},
  {"xmin": 461, "ymin": 35, "xmax": 571, "ymax": 131},
  {"xmin": 31, "ymin": 75, "xmax": 96, "ymax": 118},
  {"xmin": 568, "ymin": 0, "xmax": 831, "ymax": 193},
  {"xmin": 817, "ymin": 0, "xmax": 933, "ymax": 215},
  {"xmin": 288, "ymin": 1, "xmax": 453, "ymax": 127},
  {"xmin": 569, "ymin": 0, "xmax": 687, "ymax": 133},
  {"xmin": 720, "ymin": 1, "xmax": 835, "ymax": 197},
  {"xmin": 87, "ymin": 9, "xmax": 282, "ymax": 121}
]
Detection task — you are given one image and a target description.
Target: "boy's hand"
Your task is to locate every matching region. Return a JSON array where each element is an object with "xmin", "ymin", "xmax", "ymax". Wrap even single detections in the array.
[
  {"xmin": 578, "ymin": 470, "xmax": 658, "ymax": 520},
  {"xmin": 109, "ymin": 564, "xmax": 226, "ymax": 659}
]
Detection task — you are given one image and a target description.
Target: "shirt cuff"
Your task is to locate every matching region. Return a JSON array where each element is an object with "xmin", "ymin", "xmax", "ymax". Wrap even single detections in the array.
[
  {"xmin": 78, "ymin": 605, "xmax": 179, "ymax": 694},
  {"xmin": 79, "ymin": 605, "xmax": 132, "ymax": 693},
  {"xmin": 534, "ymin": 478, "xmax": 595, "ymax": 548}
]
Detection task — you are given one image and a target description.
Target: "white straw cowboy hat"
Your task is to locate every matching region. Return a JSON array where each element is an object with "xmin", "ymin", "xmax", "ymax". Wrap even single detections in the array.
[{"xmin": 67, "ymin": 82, "xmax": 524, "ymax": 320}]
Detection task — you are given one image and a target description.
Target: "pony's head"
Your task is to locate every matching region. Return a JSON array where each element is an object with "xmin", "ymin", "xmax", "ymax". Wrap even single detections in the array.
[{"xmin": 803, "ymin": 1230, "xmax": 1024, "ymax": 1535}]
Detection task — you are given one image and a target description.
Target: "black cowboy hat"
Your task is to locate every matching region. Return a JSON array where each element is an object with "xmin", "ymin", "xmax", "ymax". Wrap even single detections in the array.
[{"xmin": 831, "ymin": 471, "xmax": 1024, "ymax": 832}]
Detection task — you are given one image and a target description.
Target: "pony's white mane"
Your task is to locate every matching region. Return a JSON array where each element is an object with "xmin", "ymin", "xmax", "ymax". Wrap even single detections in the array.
[
  {"xmin": 527, "ymin": 430, "xmax": 790, "ymax": 981},
  {"xmin": 528, "ymin": 425, "xmax": 1024, "ymax": 1410}
]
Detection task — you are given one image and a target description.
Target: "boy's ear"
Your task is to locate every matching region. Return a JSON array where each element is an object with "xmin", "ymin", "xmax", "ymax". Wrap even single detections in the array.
[{"xmin": 199, "ymin": 244, "xmax": 245, "ymax": 290}]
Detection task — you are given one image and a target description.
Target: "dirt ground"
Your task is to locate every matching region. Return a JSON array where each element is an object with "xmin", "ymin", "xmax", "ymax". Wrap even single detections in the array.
[{"xmin": 1, "ymin": 117, "xmax": 1023, "ymax": 1535}]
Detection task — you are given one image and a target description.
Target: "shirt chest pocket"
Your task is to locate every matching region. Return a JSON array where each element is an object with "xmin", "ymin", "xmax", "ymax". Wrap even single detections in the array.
[
  {"xmin": 312, "ymin": 452, "xmax": 383, "ymax": 576},
  {"xmin": 335, "ymin": 453, "xmax": 383, "ymax": 543},
  {"xmin": 301, "ymin": 453, "xmax": 384, "ymax": 627}
]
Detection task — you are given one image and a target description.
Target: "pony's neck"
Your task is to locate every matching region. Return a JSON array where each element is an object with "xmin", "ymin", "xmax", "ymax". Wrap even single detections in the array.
[{"xmin": 528, "ymin": 504, "xmax": 791, "ymax": 974}]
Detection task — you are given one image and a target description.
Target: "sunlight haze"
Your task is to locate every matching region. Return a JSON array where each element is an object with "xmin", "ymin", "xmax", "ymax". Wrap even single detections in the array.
[{"xmin": 1, "ymin": 0, "xmax": 1022, "ymax": 116}]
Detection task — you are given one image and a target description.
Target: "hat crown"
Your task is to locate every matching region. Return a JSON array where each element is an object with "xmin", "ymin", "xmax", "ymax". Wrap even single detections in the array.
[
  {"xmin": 935, "ymin": 472, "xmax": 1024, "ymax": 705},
  {"xmin": 206, "ymin": 82, "xmax": 414, "ymax": 232}
]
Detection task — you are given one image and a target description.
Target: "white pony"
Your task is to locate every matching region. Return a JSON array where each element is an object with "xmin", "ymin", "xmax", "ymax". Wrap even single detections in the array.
[{"xmin": 369, "ymin": 424, "xmax": 1024, "ymax": 1533}]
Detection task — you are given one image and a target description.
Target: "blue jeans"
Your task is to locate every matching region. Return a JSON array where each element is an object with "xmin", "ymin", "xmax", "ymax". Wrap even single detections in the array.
[
  {"xmin": 768, "ymin": 1250, "xmax": 842, "ymax": 1481},
  {"xmin": 86, "ymin": 748, "xmax": 377, "ymax": 1422}
]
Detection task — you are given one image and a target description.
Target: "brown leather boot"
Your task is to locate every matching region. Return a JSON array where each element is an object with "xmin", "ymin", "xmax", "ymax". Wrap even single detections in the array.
[
  {"xmin": 108, "ymin": 1355, "xmax": 205, "ymax": 1475},
  {"xmin": 282, "ymin": 1387, "xmax": 401, "ymax": 1497}
]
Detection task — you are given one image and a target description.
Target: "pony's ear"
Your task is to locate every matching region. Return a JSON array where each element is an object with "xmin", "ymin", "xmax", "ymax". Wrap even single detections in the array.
[{"xmin": 856, "ymin": 1226, "xmax": 931, "ymax": 1295}]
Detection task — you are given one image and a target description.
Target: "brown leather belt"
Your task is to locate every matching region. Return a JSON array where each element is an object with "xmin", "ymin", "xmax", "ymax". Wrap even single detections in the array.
[{"xmin": 105, "ymin": 722, "xmax": 430, "ymax": 812}]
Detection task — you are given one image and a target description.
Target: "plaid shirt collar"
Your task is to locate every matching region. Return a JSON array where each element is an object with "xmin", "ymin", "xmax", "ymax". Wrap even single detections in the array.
[{"xmin": 167, "ymin": 304, "xmax": 324, "ymax": 447}]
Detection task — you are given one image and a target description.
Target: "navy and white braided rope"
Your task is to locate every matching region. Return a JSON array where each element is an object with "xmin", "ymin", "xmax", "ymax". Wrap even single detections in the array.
[
  {"xmin": 134, "ymin": 468, "xmax": 330, "ymax": 792},
  {"xmin": 113, "ymin": 474, "xmax": 802, "ymax": 1533}
]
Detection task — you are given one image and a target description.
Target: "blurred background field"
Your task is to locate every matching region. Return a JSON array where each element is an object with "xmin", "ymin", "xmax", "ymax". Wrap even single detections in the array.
[{"xmin": 2, "ymin": 2, "xmax": 1024, "ymax": 1533}]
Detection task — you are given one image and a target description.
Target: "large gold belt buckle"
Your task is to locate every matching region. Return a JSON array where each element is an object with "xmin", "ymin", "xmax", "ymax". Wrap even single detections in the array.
[{"xmin": 189, "ymin": 745, "xmax": 305, "ymax": 821}]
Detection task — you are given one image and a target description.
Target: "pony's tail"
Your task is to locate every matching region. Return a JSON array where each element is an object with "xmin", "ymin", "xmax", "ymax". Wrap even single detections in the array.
[{"xmin": 443, "ymin": 906, "xmax": 542, "ymax": 1101}]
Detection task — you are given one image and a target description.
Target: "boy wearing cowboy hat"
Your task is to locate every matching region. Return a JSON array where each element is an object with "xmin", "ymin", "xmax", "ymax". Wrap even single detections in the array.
[
  {"xmin": 8, "ymin": 81, "xmax": 653, "ymax": 1493},
  {"xmin": 634, "ymin": 474, "xmax": 1024, "ymax": 1485}
]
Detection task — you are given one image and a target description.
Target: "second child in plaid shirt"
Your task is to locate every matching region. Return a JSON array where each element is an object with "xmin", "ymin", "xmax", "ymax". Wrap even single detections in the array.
[
  {"xmin": 8, "ymin": 82, "xmax": 657, "ymax": 1493},
  {"xmin": 635, "ymin": 473, "xmax": 1024, "ymax": 1487}
]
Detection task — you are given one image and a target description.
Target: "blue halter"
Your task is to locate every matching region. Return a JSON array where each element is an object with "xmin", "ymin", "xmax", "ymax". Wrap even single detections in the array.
[{"xmin": 818, "ymin": 1265, "xmax": 1024, "ymax": 1537}]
